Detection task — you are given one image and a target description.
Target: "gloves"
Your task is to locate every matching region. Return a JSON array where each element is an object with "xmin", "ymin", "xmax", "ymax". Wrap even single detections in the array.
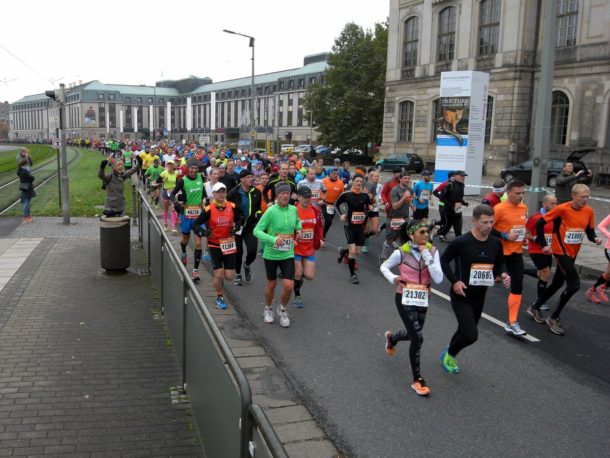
[
  {"xmin": 174, "ymin": 202, "xmax": 184, "ymax": 214},
  {"xmin": 195, "ymin": 226, "xmax": 210, "ymax": 238},
  {"xmin": 421, "ymin": 249, "xmax": 434, "ymax": 266},
  {"xmin": 231, "ymin": 224, "xmax": 243, "ymax": 236},
  {"xmin": 101, "ymin": 160, "xmax": 108, "ymax": 168}
]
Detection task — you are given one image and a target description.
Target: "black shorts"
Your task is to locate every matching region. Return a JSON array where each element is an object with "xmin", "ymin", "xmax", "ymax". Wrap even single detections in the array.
[
  {"xmin": 412, "ymin": 208, "xmax": 429, "ymax": 220},
  {"xmin": 529, "ymin": 252, "xmax": 553, "ymax": 270},
  {"xmin": 264, "ymin": 258, "xmax": 295, "ymax": 281},
  {"xmin": 209, "ymin": 247, "xmax": 236, "ymax": 270},
  {"xmin": 368, "ymin": 211, "xmax": 379, "ymax": 218},
  {"xmin": 344, "ymin": 225, "xmax": 366, "ymax": 246}
]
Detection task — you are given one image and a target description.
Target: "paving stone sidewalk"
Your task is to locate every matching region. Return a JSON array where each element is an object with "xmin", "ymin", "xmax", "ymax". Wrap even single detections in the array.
[{"xmin": 0, "ymin": 220, "xmax": 202, "ymax": 457}]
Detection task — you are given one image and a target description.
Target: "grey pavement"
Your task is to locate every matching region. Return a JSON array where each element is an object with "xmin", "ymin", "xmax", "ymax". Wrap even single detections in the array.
[{"xmin": 0, "ymin": 217, "xmax": 202, "ymax": 457}]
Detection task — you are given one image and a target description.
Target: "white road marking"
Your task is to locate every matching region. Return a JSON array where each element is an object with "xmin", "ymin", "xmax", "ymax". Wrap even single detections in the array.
[{"xmin": 431, "ymin": 288, "xmax": 541, "ymax": 342}]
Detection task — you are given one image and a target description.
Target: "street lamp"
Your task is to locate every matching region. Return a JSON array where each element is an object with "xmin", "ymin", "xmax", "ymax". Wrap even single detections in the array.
[{"xmin": 223, "ymin": 29, "xmax": 255, "ymax": 148}]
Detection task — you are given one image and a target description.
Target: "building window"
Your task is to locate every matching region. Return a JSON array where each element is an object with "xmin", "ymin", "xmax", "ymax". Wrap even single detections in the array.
[
  {"xmin": 297, "ymin": 97, "xmax": 303, "ymax": 127},
  {"xmin": 556, "ymin": 0, "xmax": 578, "ymax": 47},
  {"xmin": 485, "ymin": 96, "xmax": 494, "ymax": 144},
  {"xmin": 402, "ymin": 17, "xmax": 419, "ymax": 77},
  {"xmin": 99, "ymin": 105, "xmax": 106, "ymax": 128},
  {"xmin": 398, "ymin": 101, "xmax": 414, "ymax": 142},
  {"xmin": 431, "ymin": 99, "xmax": 443, "ymax": 142},
  {"xmin": 98, "ymin": 93, "xmax": 105, "ymax": 100},
  {"xmin": 125, "ymin": 97, "xmax": 131, "ymax": 104},
  {"xmin": 148, "ymin": 97, "xmax": 153, "ymax": 104},
  {"xmin": 437, "ymin": 7, "xmax": 456, "ymax": 62},
  {"xmin": 136, "ymin": 97, "xmax": 142, "ymax": 105},
  {"xmin": 479, "ymin": 0, "xmax": 500, "ymax": 56},
  {"xmin": 551, "ymin": 91, "xmax": 570, "ymax": 145}
]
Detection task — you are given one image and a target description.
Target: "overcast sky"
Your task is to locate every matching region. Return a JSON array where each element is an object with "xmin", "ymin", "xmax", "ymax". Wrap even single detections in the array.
[{"xmin": 0, "ymin": 0, "xmax": 389, "ymax": 103}]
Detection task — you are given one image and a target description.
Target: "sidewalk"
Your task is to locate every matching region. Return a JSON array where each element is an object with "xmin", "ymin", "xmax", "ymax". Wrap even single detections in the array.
[{"xmin": 0, "ymin": 218, "xmax": 202, "ymax": 457}]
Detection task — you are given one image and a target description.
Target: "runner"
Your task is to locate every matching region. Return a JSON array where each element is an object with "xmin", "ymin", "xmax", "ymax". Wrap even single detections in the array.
[
  {"xmin": 429, "ymin": 171, "xmax": 455, "ymax": 237},
  {"xmin": 320, "ymin": 168, "xmax": 345, "ymax": 239},
  {"xmin": 439, "ymin": 204, "xmax": 510, "ymax": 373},
  {"xmin": 144, "ymin": 157, "xmax": 164, "ymax": 207},
  {"xmin": 292, "ymin": 187, "xmax": 324, "ymax": 308},
  {"xmin": 492, "ymin": 180, "xmax": 528, "ymax": 336},
  {"xmin": 411, "ymin": 170, "xmax": 434, "ymax": 222},
  {"xmin": 380, "ymin": 220, "xmax": 443, "ymax": 396},
  {"xmin": 436, "ymin": 170, "xmax": 468, "ymax": 242},
  {"xmin": 170, "ymin": 158, "xmax": 206, "ymax": 281},
  {"xmin": 524, "ymin": 194, "xmax": 558, "ymax": 318},
  {"xmin": 253, "ymin": 183, "xmax": 303, "ymax": 327},
  {"xmin": 193, "ymin": 182, "xmax": 243, "ymax": 309},
  {"xmin": 264, "ymin": 162, "xmax": 297, "ymax": 205},
  {"xmin": 363, "ymin": 170, "xmax": 382, "ymax": 253},
  {"xmin": 227, "ymin": 169, "xmax": 263, "ymax": 286},
  {"xmin": 158, "ymin": 159, "xmax": 179, "ymax": 233},
  {"xmin": 380, "ymin": 172, "xmax": 412, "ymax": 264},
  {"xmin": 530, "ymin": 184, "xmax": 602, "ymax": 335},
  {"xmin": 336, "ymin": 174, "xmax": 372, "ymax": 284},
  {"xmin": 482, "ymin": 180, "xmax": 506, "ymax": 207},
  {"xmin": 297, "ymin": 167, "xmax": 326, "ymax": 208},
  {"xmin": 585, "ymin": 212, "xmax": 610, "ymax": 304}
]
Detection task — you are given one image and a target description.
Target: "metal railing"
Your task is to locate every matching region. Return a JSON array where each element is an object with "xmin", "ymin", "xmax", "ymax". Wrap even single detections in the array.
[{"xmin": 137, "ymin": 189, "xmax": 287, "ymax": 458}]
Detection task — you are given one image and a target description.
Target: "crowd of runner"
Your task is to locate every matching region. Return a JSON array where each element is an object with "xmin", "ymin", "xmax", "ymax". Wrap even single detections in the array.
[{"xmin": 96, "ymin": 139, "xmax": 609, "ymax": 398}]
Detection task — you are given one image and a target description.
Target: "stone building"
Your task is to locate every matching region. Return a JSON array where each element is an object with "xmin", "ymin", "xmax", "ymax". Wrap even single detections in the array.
[
  {"xmin": 382, "ymin": 0, "xmax": 610, "ymax": 177},
  {"xmin": 9, "ymin": 53, "xmax": 328, "ymax": 149}
]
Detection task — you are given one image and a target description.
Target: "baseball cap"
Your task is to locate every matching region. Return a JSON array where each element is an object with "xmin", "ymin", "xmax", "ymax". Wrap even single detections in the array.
[
  {"xmin": 330, "ymin": 167, "xmax": 339, "ymax": 173},
  {"xmin": 421, "ymin": 170, "xmax": 432, "ymax": 177},
  {"xmin": 165, "ymin": 159, "xmax": 175, "ymax": 165},
  {"xmin": 333, "ymin": 158, "xmax": 341, "ymax": 163},
  {"xmin": 297, "ymin": 187, "xmax": 312, "ymax": 198},
  {"xmin": 186, "ymin": 158, "xmax": 200, "ymax": 168},
  {"xmin": 392, "ymin": 167, "xmax": 402, "ymax": 173},
  {"xmin": 240, "ymin": 156, "xmax": 248, "ymax": 162},
  {"xmin": 454, "ymin": 170, "xmax": 468, "ymax": 176},
  {"xmin": 239, "ymin": 169, "xmax": 253, "ymax": 179},
  {"xmin": 212, "ymin": 182, "xmax": 227, "ymax": 192}
]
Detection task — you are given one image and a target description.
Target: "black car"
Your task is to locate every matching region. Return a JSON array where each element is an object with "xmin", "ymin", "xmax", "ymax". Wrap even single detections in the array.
[
  {"xmin": 376, "ymin": 153, "xmax": 424, "ymax": 173},
  {"xmin": 500, "ymin": 149, "xmax": 593, "ymax": 188}
]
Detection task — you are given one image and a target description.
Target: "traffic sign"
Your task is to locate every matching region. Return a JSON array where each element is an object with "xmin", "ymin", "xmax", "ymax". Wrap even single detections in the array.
[
  {"xmin": 249, "ymin": 129, "xmax": 257, "ymax": 137},
  {"xmin": 53, "ymin": 139, "xmax": 61, "ymax": 149}
]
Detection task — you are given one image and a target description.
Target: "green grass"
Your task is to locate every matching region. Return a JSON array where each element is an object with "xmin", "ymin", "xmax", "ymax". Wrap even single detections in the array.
[
  {"xmin": 6, "ymin": 147, "xmax": 137, "ymax": 217},
  {"xmin": 0, "ymin": 144, "xmax": 56, "ymax": 174}
]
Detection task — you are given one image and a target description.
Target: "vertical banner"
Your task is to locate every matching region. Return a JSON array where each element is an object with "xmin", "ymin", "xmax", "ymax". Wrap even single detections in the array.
[
  {"xmin": 167, "ymin": 101, "xmax": 172, "ymax": 132},
  {"xmin": 210, "ymin": 92, "xmax": 216, "ymax": 131},
  {"xmin": 119, "ymin": 110, "xmax": 124, "ymax": 134},
  {"xmin": 434, "ymin": 71, "xmax": 489, "ymax": 193},
  {"xmin": 133, "ymin": 107, "xmax": 138, "ymax": 133},
  {"xmin": 105, "ymin": 111, "xmax": 110, "ymax": 135},
  {"xmin": 149, "ymin": 105, "xmax": 154, "ymax": 130},
  {"xmin": 186, "ymin": 97, "xmax": 192, "ymax": 131}
]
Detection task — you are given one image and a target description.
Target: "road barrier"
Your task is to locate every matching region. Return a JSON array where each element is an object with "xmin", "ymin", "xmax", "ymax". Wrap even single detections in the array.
[{"xmin": 137, "ymin": 189, "xmax": 287, "ymax": 458}]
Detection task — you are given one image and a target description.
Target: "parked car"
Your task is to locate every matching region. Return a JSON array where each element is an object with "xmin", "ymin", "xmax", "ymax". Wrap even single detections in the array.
[
  {"xmin": 280, "ymin": 144, "xmax": 295, "ymax": 153},
  {"xmin": 315, "ymin": 145, "xmax": 330, "ymax": 154},
  {"xmin": 500, "ymin": 148, "xmax": 594, "ymax": 188},
  {"xmin": 375, "ymin": 153, "xmax": 424, "ymax": 173},
  {"xmin": 294, "ymin": 144, "xmax": 312, "ymax": 153},
  {"xmin": 331, "ymin": 147, "xmax": 364, "ymax": 156}
]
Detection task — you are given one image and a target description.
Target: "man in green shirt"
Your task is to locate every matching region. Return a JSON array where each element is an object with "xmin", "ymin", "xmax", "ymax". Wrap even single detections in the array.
[
  {"xmin": 144, "ymin": 158, "xmax": 164, "ymax": 206},
  {"xmin": 254, "ymin": 182, "xmax": 303, "ymax": 328}
]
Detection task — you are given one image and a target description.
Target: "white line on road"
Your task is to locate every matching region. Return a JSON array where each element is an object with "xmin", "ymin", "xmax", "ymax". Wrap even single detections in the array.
[{"xmin": 431, "ymin": 288, "xmax": 541, "ymax": 342}]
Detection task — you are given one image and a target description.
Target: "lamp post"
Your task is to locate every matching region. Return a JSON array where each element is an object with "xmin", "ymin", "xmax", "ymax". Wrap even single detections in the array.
[{"xmin": 223, "ymin": 29, "xmax": 255, "ymax": 149}]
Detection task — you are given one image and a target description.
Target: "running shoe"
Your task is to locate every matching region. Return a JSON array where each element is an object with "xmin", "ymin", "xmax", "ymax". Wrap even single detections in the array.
[
  {"xmin": 234, "ymin": 274, "xmax": 243, "ymax": 286},
  {"xmin": 437, "ymin": 235, "xmax": 448, "ymax": 243},
  {"xmin": 277, "ymin": 306, "xmax": 290, "ymax": 328},
  {"xmin": 504, "ymin": 321, "xmax": 527, "ymax": 336},
  {"xmin": 215, "ymin": 296, "xmax": 227, "ymax": 310},
  {"xmin": 384, "ymin": 331, "xmax": 395, "ymax": 356},
  {"xmin": 540, "ymin": 304, "xmax": 550, "ymax": 311},
  {"xmin": 379, "ymin": 222, "xmax": 387, "ymax": 232},
  {"xmin": 440, "ymin": 347, "xmax": 460, "ymax": 374},
  {"xmin": 203, "ymin": 250, "xmax": 211, "ymax": 262},
  {"xmin": 171, "ymin": 227, "xmax": 178, "ymax": 234},
  {"xmin": 597, "ymin": 286, "xmax": 609, "ymax": 304},
  {"xmin": 411, "ymin": 378, "xmax": 431, "ymax": 397},
  {"xmin": 546, "ymin": 317, "xmax": 564, "ymax": 336},
  {"xmin": 292, "ymin": 296, "xmax": 304, "ymax": 308},
  {"xmin": 350, "ymin": 274, "xmax": 359, "ymax": 284},
  {"xmin": 263, "ymin": 308, "xmax": 274, "ymax": 324},
  {"xmin": 526, "ymin": 306, "xmax": 545, "ymax": 324},
  {"xmin": 586, "ymin": 287, "xmax": 601, "ymax": 304},
  {"xmin": 163, "ymin": 224, "xmax": 169, "ymax": 232},
  {"xmin": 180, "ymin": 252, "xmax": 188, "ymax": 266},
  {"xmin": 244, "ymin": 264, "xmax": 252, "ymax": 282},
  {"xmin": 191, "ymin": 270, "xmax": 200, "ymax": 282}
]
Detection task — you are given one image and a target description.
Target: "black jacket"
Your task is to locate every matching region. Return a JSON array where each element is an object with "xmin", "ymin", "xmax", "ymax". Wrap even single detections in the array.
[
  {"xmin": 227, "ymin": 185, "xmax": 263, "ymax": 231},
  {"xmin": 439, "ymin": 181, "xmax": 466, "ymax": 213}
]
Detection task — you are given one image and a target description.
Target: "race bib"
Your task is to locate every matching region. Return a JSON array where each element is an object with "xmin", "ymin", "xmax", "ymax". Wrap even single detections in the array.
[
  {"xmin": 184, "ymin": 206, "xmax": 202, "ymax": 219},
  {"xmin": 469, "ymin": 263, "xmax": 494, "ymax": 286},
  {"xmin": 326, "ymin": 205, "xmax": 335, "ymax": 215},
  {"xmin": 351, "ymin": 212, "xmax": 365, "ymax": 225},
  {"xmin": 300, "ymin": 229, "xmax": 314, "ymax": 240},
  {"xmin": 311, "ymin": 190, "xmax": 321, "ymax": 200},
  {"xmin": 219, "ymin": 237, "xmax": 237, "ymax": 255},
  {"xmin": 454, "ymin": 205, "xmax": 463, "ymax": 214},
  {"xmin": 401, "ymin": 284, "xmax": 429, "ymax": 307},
  {"xmin": 390, "ymin": 218, "xmax": 406, "ymax": 230},
  {"xmin": 564, "ymin": 229, "xmax": 584, "ymax": 244},
  {"xmin": 420, "ymin": 190, "xmax": 430, "ymax": 201},
  {"xmin": 511, "ymin": 225, "xmax": 526, "ymax": 242},
  {"xmin": 544, "ymin": 233, "xmax": 553, "ymax": 246},
  {"xmin": 275, "ymin": 234, "xmax": 294, "ymax": 251}
]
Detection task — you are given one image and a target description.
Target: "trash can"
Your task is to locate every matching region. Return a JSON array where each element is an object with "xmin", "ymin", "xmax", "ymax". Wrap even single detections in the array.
[{"xmin": 100, "ymin": 215, "xmax": 131, "ymax": 271}]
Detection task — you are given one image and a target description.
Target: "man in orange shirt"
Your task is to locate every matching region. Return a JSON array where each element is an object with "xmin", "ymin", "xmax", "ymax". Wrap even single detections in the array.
[
  {"xmin": 320, "ymin": 168, "xmax": 345, "ymax": 239},
  {"xmin": 530, "ymin": 184, "xmax": 601, "ymax": 335},
  {"xmin": 492, "ymin": 180, "xmax": 528, "ymax": 336}
]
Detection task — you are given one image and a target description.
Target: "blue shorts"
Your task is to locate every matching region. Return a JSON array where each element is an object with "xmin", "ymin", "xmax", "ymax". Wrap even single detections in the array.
[
  {"xmin": 294, "ymin": 254, "xmax": 316, "ymax": 262},
  {"xmin": 179, "ymin": 215, "xmax": 197, "ymax": 235}
]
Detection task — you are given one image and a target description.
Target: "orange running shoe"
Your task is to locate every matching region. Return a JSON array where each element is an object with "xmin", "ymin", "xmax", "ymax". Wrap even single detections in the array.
[
  {"xmin": 596, "ymin": 286, "xmax": 609, "ymax": 304},
  {"xmin": 411, "ymin": 378, "xmax": 431, "ymax": 396},
  {"xmin": 586, "ymin": 287, "xmax": 600, "ymax": 304},
  {"xmin": 384, "ymin": 331, "xmax": 395, "ymax": 356}
]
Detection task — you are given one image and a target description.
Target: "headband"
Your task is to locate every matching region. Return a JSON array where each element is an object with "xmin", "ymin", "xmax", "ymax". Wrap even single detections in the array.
[
  {"xmin": 492, "ymin": 186, "xmax": 505, "ymax": 193},
  {"xmin": 408, "ymin": 221, "xmax": 427, "ymax": 234}
]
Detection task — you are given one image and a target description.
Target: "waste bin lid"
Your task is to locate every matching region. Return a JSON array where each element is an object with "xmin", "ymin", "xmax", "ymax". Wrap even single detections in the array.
[{"xmin": 100, "ymin": 216, "xmax": 130, "ymax": 223}]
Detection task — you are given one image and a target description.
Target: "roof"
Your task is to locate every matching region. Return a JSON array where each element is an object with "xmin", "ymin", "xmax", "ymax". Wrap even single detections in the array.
[
  {"xmin": 82, "ymin": 81, "xmax": 178, "ymax": 96},
  {"xmin": 12, "ymin": 93, "xmax": 49, "ymax": 104}
]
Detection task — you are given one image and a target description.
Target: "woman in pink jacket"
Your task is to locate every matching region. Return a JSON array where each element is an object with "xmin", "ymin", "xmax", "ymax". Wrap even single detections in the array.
[{"xmin": 586, "ymin": 213, "xmax": 610, "ymax": 303}]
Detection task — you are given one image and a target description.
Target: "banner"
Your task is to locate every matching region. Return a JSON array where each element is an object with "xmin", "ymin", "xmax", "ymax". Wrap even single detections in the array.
[
  {"xmin": 210, "ymin": 92, "xmax": 216, "ymax": 131},
  {"xmin": 167, "ymin": 101, "xmax": 172, "ymax": 132},
  {"xmin": 186, "ymin": 97, "xmax": 192, "ymax": 131}
]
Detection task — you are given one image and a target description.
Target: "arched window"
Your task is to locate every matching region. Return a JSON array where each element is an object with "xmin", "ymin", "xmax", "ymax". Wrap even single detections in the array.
[
  {"xmin": 398, "ymin": 101, "xmax": 414, "ymax": 142},
  {"xmin": 437, "ymin": 7, "xmax": 456, "ymax": 62},
  {"xmin": 550, "ymin": 91, "xmax": 570, "ymax": 145},
  {"xmin": 479, "ymin": 0, "xmax": 501, "ymax": 56},
  {"xmin": 556, "ymin": 0, "xmax": 578, "ymax": 48},
  {"xmin": 402, "ymin": 17, "xmax": 419, "ymax": 78}
]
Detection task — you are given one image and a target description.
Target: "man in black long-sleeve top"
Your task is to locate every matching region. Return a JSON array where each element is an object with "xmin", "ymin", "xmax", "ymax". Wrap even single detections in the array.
[
  {"xmin": 437, "ymin": 170, "xmax": 469, "ymax": 241},
  {"xmin": 439, "ymin": 204, "xmax": 510, "ymax": 374}
]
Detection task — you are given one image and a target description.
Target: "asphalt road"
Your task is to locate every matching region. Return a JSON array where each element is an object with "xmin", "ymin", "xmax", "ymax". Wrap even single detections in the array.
[{"xmin": 224, "ymin": 221, "xmax": 610, "ymax": 457}]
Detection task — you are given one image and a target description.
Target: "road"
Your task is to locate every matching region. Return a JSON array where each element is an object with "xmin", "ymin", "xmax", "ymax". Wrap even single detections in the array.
[{"xmin": 223, "ymin": 220, "xmax": 610, "ymax": 457}]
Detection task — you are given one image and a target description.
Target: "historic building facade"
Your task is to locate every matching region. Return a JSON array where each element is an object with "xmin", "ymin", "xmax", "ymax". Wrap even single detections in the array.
[
  {"xmin": 9, "ymin": 53, "xmax": 328, "ymax": 147},
  {"xmin": 382, "ymin": 0, "xmax": 610, "ymax": 175}
]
